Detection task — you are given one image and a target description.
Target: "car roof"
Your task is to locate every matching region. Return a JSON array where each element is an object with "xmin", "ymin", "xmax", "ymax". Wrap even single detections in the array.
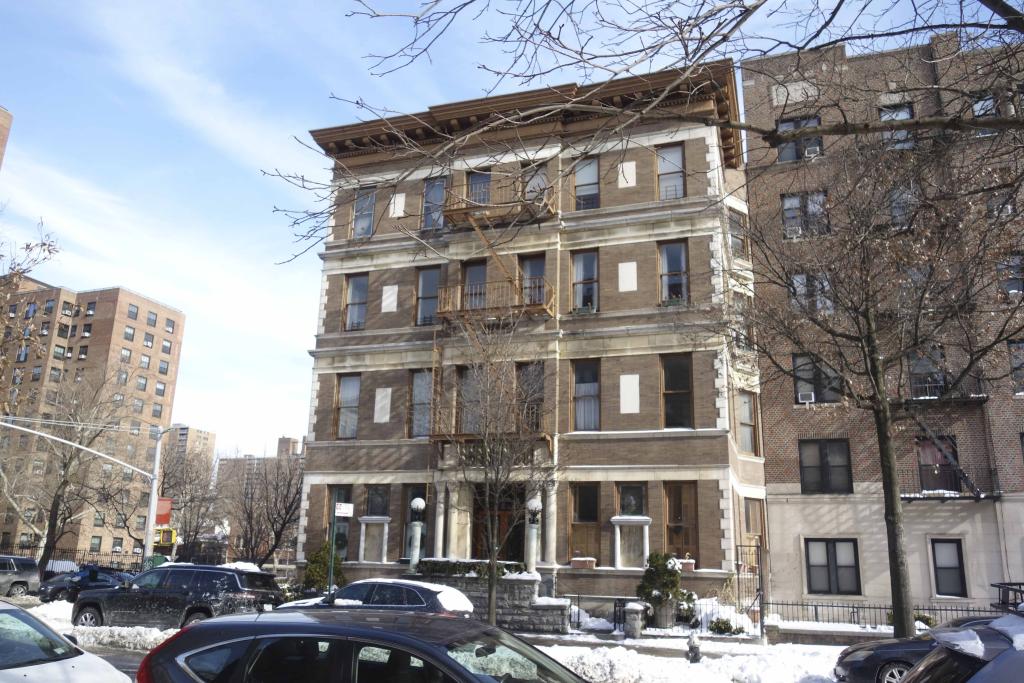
[
  {"xmin": 152, "ymin": 564, "xmax": 271, "ymax": 576},
  {"xmin": 350, "ymin": 579, "xmax": 439, "ymax": 593},
  {"xmin": 0, "ymin": 599, "xmax": 26, "ymax": 611},
  {"xmin": 208, "ymin": 609, "xmax": 492, "ymax": 645},
  {"xmin": 0, "ymin": 555, "xmax": 36, "ymax": 563}
]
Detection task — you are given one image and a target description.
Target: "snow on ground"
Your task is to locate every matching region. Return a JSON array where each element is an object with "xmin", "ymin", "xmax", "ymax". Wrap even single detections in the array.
[
  {"xmin": 28, "ymin": 600, "xmax": 176, "ymax": 652},
  {"xmin": 570, "ymin": 605, "xmax": 615, "ymax": 632},
  {"xmin": 540, "ymin": 643, "xmax": 841, "ymax": 683}
]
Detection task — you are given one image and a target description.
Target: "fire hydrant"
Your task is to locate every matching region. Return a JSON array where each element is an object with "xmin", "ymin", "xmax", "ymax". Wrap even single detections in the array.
[{"xmin": 688, "ymin": 632, "xmax": 702, "ymax": 663}]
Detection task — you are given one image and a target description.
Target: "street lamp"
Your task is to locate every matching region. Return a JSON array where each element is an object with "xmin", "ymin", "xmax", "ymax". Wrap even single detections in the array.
[
  {"xmin": 409, "ymin": 497, "xmax": 426, "ymax": 573},
  {"xmin": 0, "ymin": 419, "xmax": 171, "ymax": 567},
  {"xmin": 525, "ymin": 496, "xmax": 542, "ymax": 573}
]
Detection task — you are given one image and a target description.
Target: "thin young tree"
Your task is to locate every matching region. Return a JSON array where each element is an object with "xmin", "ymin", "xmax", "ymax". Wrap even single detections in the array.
[{"xmin": 222, "ymin": 453, "xmax": 303, "ymax": 568}]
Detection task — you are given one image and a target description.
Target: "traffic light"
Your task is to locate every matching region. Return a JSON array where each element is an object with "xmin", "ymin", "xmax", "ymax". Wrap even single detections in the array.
[{"xmin": 155, "ymin": 527, "xmax": 176, "ymax": 545}]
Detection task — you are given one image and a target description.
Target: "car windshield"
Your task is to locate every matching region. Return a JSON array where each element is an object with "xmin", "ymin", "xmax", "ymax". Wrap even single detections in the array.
[
  {"xmin": 0, "ymin": 611, "xmax": 79, "ymax": 670},
  {"xmin": 446, "ymin": 629, "xmax": 582, "ymax": 683},
  {"xmin": 240, "ymin": 573, "xmax": 278, "ymax": 591}
]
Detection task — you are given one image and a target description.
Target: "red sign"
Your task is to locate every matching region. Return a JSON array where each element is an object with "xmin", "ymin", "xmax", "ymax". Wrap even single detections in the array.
[{"xmin": 155, "ymin": 497, "xmax": 173, "ymax": 526}]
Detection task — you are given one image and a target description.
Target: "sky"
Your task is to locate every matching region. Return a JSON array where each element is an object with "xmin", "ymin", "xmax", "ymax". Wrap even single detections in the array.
[{"xmin": 0, "ymin": 1, "xmax": 506, "ymax": 456}]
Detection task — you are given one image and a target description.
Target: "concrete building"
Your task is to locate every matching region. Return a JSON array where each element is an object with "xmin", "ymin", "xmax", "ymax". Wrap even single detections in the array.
[
  {"xmin": 743, "ymin": 38, "xmax": 1024, "ymax": 606},
  {"xmin": 295, "ymin": 65, "xmax": 765, "ymax": 598},
  {"xmin": 0, "ymin": 278, "xmax": 185, "ymax": 560},
  {"xmin": 167, "ymin": 424, "xmax": 216, "ymax": 463}
]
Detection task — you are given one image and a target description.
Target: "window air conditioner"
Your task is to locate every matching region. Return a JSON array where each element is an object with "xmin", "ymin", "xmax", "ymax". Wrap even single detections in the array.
[
  {"xmin": 797, "ymin": 391, "xmax": 816, "ymax": 404},
  {"xmin": 133, "ymin": 547, "xmax": 143, "ymax": 554},
  {"xmin": 85, "ymin": 311, "xmax": 94, "ymax": 316},
  {"xmin": 804, "ymin": 146, "xmax": 821, "ymax": 159},
  {"xmin": 7, "ymin": 312, "xmax": 14, "ymax": 318},
  {"xmin": 82, "ymin": 332, "xmax": 90, "ymax": 337},
  {"xmin": 40, "ymin": 330, "xmax": 48, "ymax": 336},
  {"xmin": 784, "ymin": 225, "xmax": 803, "ymax": 240}
]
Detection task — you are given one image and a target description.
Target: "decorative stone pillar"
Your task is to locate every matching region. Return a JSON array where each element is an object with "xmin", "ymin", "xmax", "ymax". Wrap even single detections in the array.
[
  {"xmin": 543, "ymin": 481, "xmax": 557, "ymax": 564},
  {"xmin": 433, "ymin": 481, "xmax": 446, "ymax": 559},
  {"xmin": 525, "ymin": 496, "xmax": 542, "ymax": 573}
]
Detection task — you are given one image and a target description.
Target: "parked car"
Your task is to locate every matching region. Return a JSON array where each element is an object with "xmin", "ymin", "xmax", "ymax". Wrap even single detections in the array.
[
  {"xmin": 135, "ymin": 608, "xmax": 586, "ymax": 682},
  {"xmin": 276, "ymin": 578, "xmax": 475, "ymax": 615},
  {"xmin": 902, "ymin": 614, "xmax": 1024, "ymax": 682},
  {"xmin": 0, "ymin": 555, "xmax": 39, "ymax": 597},
  {"xmin": 0, "ymin": 598, "xmax": 131, "ymax": 681},
  {"xmin": 834, "ymin": 615, "xmax": 996, "ymax": 682},
  {"xmin": 72, "ymin": 564, "xmax": 284, "ymax": 630},
  {"xmin": 38, "ymin": 566, "xmax": 134, "ymax": 603}
]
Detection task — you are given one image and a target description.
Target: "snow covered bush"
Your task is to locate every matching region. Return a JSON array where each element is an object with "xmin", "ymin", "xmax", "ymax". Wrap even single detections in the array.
[{"xmin": 637, "ymin": 553, "xmax": 685, "ymax": 608}]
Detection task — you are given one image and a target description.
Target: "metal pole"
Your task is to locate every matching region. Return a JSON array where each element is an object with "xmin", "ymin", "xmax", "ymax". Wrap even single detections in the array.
[
  {"xmin": 0, "ymin": 420, "xmax": 151, "ymax": 477},
  {"xmin": 326, "ymin": 493, "xmax": 338, "ymax": 597},
  {"xmin": 143, "ymin": 434, "xmax": 164, "ymax": 565}
]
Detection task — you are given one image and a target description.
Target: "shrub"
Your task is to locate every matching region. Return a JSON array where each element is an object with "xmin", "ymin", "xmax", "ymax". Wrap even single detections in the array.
[
  {"xmin": 677, "ymin": 589, "xmax": 699, "ymax": 627},
  {"xmin": 886, "ymin": 610, "xmax": 936, "ymax": 628},
  {"xmin": 637, "ymin": 553, "xmax": 686, "ymax": 607},
  {"xmin": 302, "ymin": 543, "xmax": 346, "ymax": 591},
  {"xmin": 416, "ymin": 558, "xmax": 527, "ymax": 579},
  {"xmin": 709, "ymin": 617, "xmax": 745, "ymax": 635}
]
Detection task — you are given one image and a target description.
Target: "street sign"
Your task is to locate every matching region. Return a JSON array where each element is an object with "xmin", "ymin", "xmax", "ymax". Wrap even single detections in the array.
[{"xmin": 335, "ymin": 502, "xmax": 354, "ymax": 518}]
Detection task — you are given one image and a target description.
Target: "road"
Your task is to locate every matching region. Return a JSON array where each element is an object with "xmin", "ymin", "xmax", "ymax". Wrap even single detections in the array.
[{"xmin": 92, "ymin": 646, "xmax": 144, "ymax": 680}]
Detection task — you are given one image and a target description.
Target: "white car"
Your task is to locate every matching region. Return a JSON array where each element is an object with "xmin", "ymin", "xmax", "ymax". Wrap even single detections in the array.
[{"xmin": 0, "ymin": 599, "xmax": 130, "ymax": 682}]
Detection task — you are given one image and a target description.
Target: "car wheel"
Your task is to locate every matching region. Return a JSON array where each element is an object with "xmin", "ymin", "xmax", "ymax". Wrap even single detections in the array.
[
  {"xmin": 878, "ymin": 662, "xmax": 911, "ymax": 683},
  {"xmin": 184, "ymin": 612, "xmax": 208, "ymax": 626},
  {"xmin": 7, "ymin": 583, "xmax": 27, "ymax": 597},
  {"xmin": 75, "ymin": 607, "xmax": 102, "ymax": 627}
]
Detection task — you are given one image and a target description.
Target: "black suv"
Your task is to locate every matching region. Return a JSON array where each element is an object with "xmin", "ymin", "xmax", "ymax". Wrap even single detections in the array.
[{"xmin": 72, "ymin": 564, "xmax": 284, "ymax": 629}]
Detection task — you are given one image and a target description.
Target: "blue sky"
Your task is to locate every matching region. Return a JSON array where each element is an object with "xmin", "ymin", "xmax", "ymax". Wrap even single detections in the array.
[{"xmin": 0, "ymin": 1, "xmax": 504, "ymax": 456}]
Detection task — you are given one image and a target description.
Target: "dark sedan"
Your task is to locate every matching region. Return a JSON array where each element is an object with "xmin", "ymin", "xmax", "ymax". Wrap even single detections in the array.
[
  {"xmin": 38, "ymin": 566, "xmax": 134, "ymax": 603},
  {"xmin": 834, "ymin": 616, "xmax": 995, "ymax": 683},
  {"xmin": 136, "ymin": 609, "xmax": 587, "ymax": 683}
]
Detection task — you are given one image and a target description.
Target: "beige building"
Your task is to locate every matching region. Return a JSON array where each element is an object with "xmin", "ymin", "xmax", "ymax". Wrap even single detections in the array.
[
  {"xmin": 167, "ymin": 424, "xmax": 216, "ymax": 464},
  {"xmin": 0, "ymin": 278, "xmax": 185, "ymax": 562},
  {"xmin": 743, "ymin": 38, "xmax": 1024, "ymax": 607},
  {"xmin": 295, "ymin": 65, "xmax": 766, "ymax": 598}
]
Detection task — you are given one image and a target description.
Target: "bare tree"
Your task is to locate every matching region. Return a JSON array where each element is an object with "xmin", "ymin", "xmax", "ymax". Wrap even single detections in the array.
[{"xmin": 222, "ymin": 454, "xmax": 303, "ymax": 568}]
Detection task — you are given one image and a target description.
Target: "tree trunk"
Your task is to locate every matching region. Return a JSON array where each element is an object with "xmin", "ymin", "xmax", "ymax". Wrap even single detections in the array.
[
  {"xmin": 487, "ymin": 552, "xmax": 498, "ymax": 625},
  {"xmin": 37, "ymin": 480, "xmax": 67, "ymax": 581}
]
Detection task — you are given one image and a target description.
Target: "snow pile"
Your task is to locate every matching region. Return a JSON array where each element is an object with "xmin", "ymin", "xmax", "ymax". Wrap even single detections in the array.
[
  {"xmin": 28, "ymin": 601, "xmax": 176, "ymax": 652},
  {"xmin": 220, "ymin": 561, "xmax": 263, "ymax": 573},
  {"xmin": 503, "ymin": 571, "xmax": 542, "ymax": 581},
  {"xmin": 935, "ymin": 628, "xmax": 986, "ymax": 657},
  {"xmin": 990, "ymin": 614, "xmax": 1024, "ymax": 650},
  {"xmin": 541, "ymin": 643, "xmax": 840, "ymax": 683},
  {"xmin": 569, "ymin": 605, "xmax": 615, "ymax": 632},
  {"xmin": 533, "ymin": 597, "xmax": 571, "ymax": 607},
  {"xmin": 277, "ymin": 597, "xmax": 363, "ymax": 609}
]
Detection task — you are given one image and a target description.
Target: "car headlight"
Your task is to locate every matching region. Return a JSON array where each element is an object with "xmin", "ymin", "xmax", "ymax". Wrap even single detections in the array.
[{"xmin": 841, "ymin": 650, "xmax": 874, "ymax": 663}]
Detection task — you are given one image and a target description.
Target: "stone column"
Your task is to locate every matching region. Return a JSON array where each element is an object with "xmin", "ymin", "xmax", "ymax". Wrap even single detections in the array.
[
  {"xmin": 446, "ymin": 483, "xmax": 461, "ymax": 559},
  {"xmin": 543, "ymin": 481, "xmax": 557, "ymax": 564},
  {"xmin": 433, "ymin": 481, "xmax": 446, "ymax": 559}
]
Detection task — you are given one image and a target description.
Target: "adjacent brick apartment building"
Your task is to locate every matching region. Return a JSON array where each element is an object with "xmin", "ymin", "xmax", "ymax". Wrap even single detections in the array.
[
  {"xmin": 743, "ymin": 37, "xmax": 1024, "ymax": 606},
  {"xmin": 0, "ymin": 278, "xmax": 185, "ymax": 561},
  {"xmin": 296, "ymin": 65, "xmax": 767, "ymax": 597}
]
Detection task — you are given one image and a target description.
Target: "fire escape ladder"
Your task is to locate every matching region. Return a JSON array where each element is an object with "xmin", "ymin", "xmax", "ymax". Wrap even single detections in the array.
[{"xmin": 910, "ymin": 413, "xmax": 984, "ymax": 498}]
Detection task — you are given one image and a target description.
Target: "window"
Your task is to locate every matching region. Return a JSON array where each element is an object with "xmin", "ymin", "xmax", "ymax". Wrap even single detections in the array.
[
  {"xmin": 344, "ymin": 274, "xmax": 368, "ymax": 331},
  {"xmin": 619, "ymin": 484, "xmax": 646, "ymax": 516},
  {"xmin": 572, "ymin": 251, "xmax": 598, "ymax": 312},
  {"xmin": 11, "ymin": 368, "xmax": 21, "ymax": 386},
  {"xmin": 112, "ymin": 537, "xmax": 124, "ymax": 553},
  {"xmin": 89, "ymin": 536, "xmax": 102, "ymax": 553},
  {"xmin": 777, "ymin": 116, "xmax": 822, "ymax": 162},
  {"xmin": 793, "ymin": 354, "xmax": 841, "ymax": 403},
  {"xmin": 57, "ymin": 323, "xmax": 69, "ymax": 339},
  {"xmin": 909, "ymin": 346, "xmax": 947, "ymax": 398},
  {"xmin": 572, "ymin": 360, "xmax": 600, "ymax": 430},
  {"xmin": 571, "ymin": 483, "xmax": 600, "ymax": 561},
  {"xmin": 124, "ymin": 325, "xmax": 135, "ymax": 341},
  {"xmin": 127, "ymin": 304, "xmax": 138, "ymax": 320},
  {"xmin": 39, "ymin": 321, "xmax": 49, "ymax": 336},
  {"xmin": 422, "ymin": 176, "xmax": 447, "ymax": 231},
  {"xmin": 52, "ymin": 345, "xmax": 64, "ymax": 361},
  {"xmin": 245, "ymin": 637, "xmax": 343, "ymax": 682},
  {"xmin": 165, "ymin": 319, "xmax": 175, "ymax": 334},
  {"xmin": 416, "ymin": 267, "xmax": 440, "ymax": 325},
  {"xmin": 659, "ymin": 242, "xmax": 688, "ymax": 304},
  {"xmin": 665, "ymin": 481, "xmax": 698, "ymax": 560},
  {"xmin": 61, "ymin": 301, "xmax": 73, "ymax": 316},
  {"xmin": 918, "ymin": 436, "xmax": 960, "ymax": 492},
  {"xmin": 930, "ymin": 539, "xmax": 968, "ymax": 598},
  {"xmin": 146, "ymin": 311, "xmax": 157, "ymax": 327},
  {"xmin": 457, "ymin": 367, "xmax": 481, "ymax": 434},
  {"xmin": 409, "ymin": 370, "xmax": 432, "ymax": 437},
  {"xmin": 657, "ymin": 145, "xmax": 685, "ymax": 200},
  {"xmin": 662, "ymin": 354, "xmax": 693, "ymax": 428},
  {"xmin": 729, "ymin": 210, "xmax": 749, "ymax": 259},
  {"xmin": 115, "ymin": 369, "xmax": 128, "ymax": 386},
  {"xmin": 30, "ymin": 366, "xmax": 41, "ymax": 382},
  {"xmin": 68, "ymin": 324, "xmax": 77, "ymax": 337},
  {"xmin": 366, "ymin": 485, "xmax": 390, "ymax": 516},
  {"xmin": 77, "ymin": 346, "xmax": 88, "ymax": 360},
  {"xmin": 121, "ymin": 347, "xmax": 132, "ymax": 363},
  {"xmin": 880, "ymin": 103, "xmax": 914, "ymax": 149},
  {"xmin": 782, "ymin": 192, "xmax": 829, "ymax": 238},
  {"xmin": 744, "ymin": 498, "xmax": 765, "ymax": 546},
  {"xmin": 516, "ymin": 362, "xmax": 544, "ymax": 432},
  {"xmin": 132, "ymin": 398, "xmax": 144, "ymax": 414},
  {"xmin": 143, "ymin": 332, "xmax": 154, "ymax": 348},
  {"xmin": 135, "ymin": 515, "xmax": 146, "ymax": 530},
  {"xmin": 158, "ymin": 360, "xmax": 169, "ymax": 375},
  {"xmin": 888, "ymin": 186, "xmax": 916, "ymax": 226},
  {"xmin": 74, "ymin": 368, "xmax": 83, "ymax": 382},
  {"xmin": 972, "ymin": 93, "xmax": 997, "ymax": 136},
  {"xmin": 23, "ymin": 302, "xmax": 36, "ymax": 319},
  {"xmin": 43, "ymin": 299, "xmax": 54, "ymax": 315},
  {"xmin": 519, "ymin": 254, "xmax": 546, "ymax": 306},
  {"xmin": 1010, "ymin": 342, "xmax": 1024, "ymax": 393},
  {"xmin": 790, "ymin": 272, "xmax": 833, "ymax": 314},
  {"xmin": 799, "ymin": 440, "xmax": 852, "ymax": 493},
  {"xmin": 152, "ymin": 403, "xmax": 163, "ymax": 418},
  {"xmin": 93, "ymin": 511, "xmax": 105, "ymax": 527},
  {"xmin": 48, "ymin": 368, "xmax": 61, "ymax": 383},
  {"xmin": 806, "ymin": 539, "xmax": 860, "ymax": 594},
  {"xmin": 155, "ymin": 381, "xmax": 166, "ymax": 397},
  {"xmin": 461, "ymin": 261, "xmax": 487, "ymax": 311},
  {"xmin": 85, "ymin": 301, "xmax": 96, "ymax": 316},
  {"xmin": 336, "ymin": 375, "xmax": 360, "ymax": 439},
  {"xmin": 140, "ymin": 354, "xmax": 151, "ymax": 369},
  {"xmin": 130, "ymin": 421, "xmax": 141, "ymax": 436},
  {"xmin": 999, "ymin": 254, "xmax": 1024, "ymax": 294},
  {"xmin": 574, "ymin": 157, "xmax": 600, "ymax": 210},
  {"xmin": 353, "ymin": 187, "xmax": 376, "ymax": 237},
  {"xmin": 354, "ymin": 642, "xmax": 445, "ymax": 683},
  {"xmin": 523, "ymin": 162, "xmax": 549, "ymax": 201},
  {"xmin": 737, "ymin": 391, "xmax": 758, "ymax": 454},
  {"xmin": 467, "ymin": 171, "xmax": 491, "ymax": 204},
  {"xmin": 161, "ymin": 340, "xmax": 172, "ymax": 354},
  {"xmin": 113, "ymin": 392, "xmax": 125, "ymax": 405}
]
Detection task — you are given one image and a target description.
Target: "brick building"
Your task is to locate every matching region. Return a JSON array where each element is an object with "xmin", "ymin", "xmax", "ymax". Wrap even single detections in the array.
[
  {"xmin": 295, "ymin": 65, "xmax": 766, "ymax": 598},
  {"xmin": 743, "ymin": 38, "xmax": 1024, "ymax": 605},
  {"xmin": 0, "ymin": 278, "xmax": 185, "ymax": 560}
]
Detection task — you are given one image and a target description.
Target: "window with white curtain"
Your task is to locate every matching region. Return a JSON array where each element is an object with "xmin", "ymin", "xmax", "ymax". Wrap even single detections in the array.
[
  {"xmin": 337, "ymin": 375, "xmax": 361, "ymax": 439},
  {"xmin": 657, "ymin": 145, "xmax": 685, "ymax": 199},
  {"xmin": 573, "ymin": 360, "xmax": 600, "ymax": 430},
  {"xmin": 572, "ymin": 251, "xmax": 599, "ymax": 312},
  {"xmin": 410, "ymin": 369, "xmax": 432, "ymax": 437}
]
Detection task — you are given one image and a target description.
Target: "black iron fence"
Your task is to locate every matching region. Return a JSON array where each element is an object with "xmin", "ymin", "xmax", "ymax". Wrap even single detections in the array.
[
  {"xmin": 0, "ymin": 544, "xmax": 144, "ymax": 576},
  {"xmin": 763, "ymin": 600, "xmax": 1004, "ymax": 629}
]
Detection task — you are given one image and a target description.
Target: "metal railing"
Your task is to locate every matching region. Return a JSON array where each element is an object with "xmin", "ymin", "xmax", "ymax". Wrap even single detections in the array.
[
  {"xmin": 444, "ymin": 181, "xmax": 554, "ymax": 226},
  {"xmin": 763, "ymin": 600, "xmax": 1004, "ymax": 628},
  {"xmin": 437, "ymin": 277, "xmax": 554, "ymax": 317},
  {"xmin": 0, "ymin": 544, "xmax": 145, "ymax": 577}
]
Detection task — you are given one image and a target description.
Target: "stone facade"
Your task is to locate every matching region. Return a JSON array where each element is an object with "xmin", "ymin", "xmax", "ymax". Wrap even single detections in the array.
[{"xmin": 409, "ymin": 574, "xmax": 570, "ymax": 634}]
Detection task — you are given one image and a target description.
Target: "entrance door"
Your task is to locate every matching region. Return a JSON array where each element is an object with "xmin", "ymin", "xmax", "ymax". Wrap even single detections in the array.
[{"xmin": 472, "ymin": 485, "xmax": 525, "ymax": 562}]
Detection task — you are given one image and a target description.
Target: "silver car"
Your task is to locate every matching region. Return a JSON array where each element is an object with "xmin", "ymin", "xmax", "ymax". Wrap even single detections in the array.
[{"xmin": 0, "ymin": 555, "xmax": 39, "ymax": 597}]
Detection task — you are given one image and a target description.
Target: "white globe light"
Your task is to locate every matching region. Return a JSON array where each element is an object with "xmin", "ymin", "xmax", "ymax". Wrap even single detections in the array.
[
  {"xmin": 410, "ymin": 497, "xmax": 426, "ymax": 512},
  {"xmin": 526, "ymin": 497, "xmax": 542, "ymax": 513}
]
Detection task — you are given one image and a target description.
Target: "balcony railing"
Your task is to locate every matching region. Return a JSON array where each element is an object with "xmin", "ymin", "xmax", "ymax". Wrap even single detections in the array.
[
  {"xmin": 443, "ymin": 180, "xmax": 554, "ymax": 228},
  {"xmin": 906, "ymin": 374, "xmax": 988, "ymax": 403},
  {"xmin": 437, "ymin": 277, "xmax": 554, "ymax": 318},
  {"xmin": 430, "ymin": 401, "xmax": 548, "ymax": 441}
]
